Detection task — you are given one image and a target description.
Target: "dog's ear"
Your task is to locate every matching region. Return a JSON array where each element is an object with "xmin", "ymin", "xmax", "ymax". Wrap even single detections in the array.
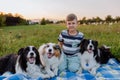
[
  {"xmin": 18, "ymin": 48, "xmax": 24, "ymax": 55},
  {"xmin": 54, "ymin": 44, "xmax": 61, "ymax": 54},
  {"xmin": 17, "ymin": 47, "xmax": 27, "ymax": 72},
  {"xmin": 38, "ymin": 44, "xmax": 46, "ymax": 55},
  {"xmin": 54, "ymin": 44, "xmax": 61, "ymax": 58},
  {"xmin": 33, "ymin": 47, "xmax": 41, "ymax": 65},
  {"xmin": 38, "ymin": 44, "xmax": 47, "ymax": 67},
  {"xmin": 80, "ymin": 39, "xmax": 88, "ymax": 48},
  {"xmin": 94, "ymin": 40, "xmax": 98, "ymax": 47},
  {"xmin": 80, "ymin": 39, "xmax": 87, "ymax": 45},
  {"xmin": 80, "ymin": 39, "xmax": 87, "ymax": 53}
]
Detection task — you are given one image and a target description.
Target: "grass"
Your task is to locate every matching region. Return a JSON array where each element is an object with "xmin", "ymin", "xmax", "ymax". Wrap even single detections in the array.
[{"xmin": 0, "ymin": 23, "xmax": 120, "ymax": 58}]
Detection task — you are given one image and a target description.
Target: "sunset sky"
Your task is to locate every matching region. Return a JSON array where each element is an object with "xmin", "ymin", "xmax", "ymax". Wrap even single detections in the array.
[{"xmin": 0, "ymin": 0, "xmax": 120, "ymax": 20}]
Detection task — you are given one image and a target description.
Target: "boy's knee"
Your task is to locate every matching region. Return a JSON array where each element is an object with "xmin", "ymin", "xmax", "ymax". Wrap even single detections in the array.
[
  {"xmin": 58, "ymin": 64, "xmax": 67, "ymax": 73},
  {"xmin": 68, "ymin": 64, "xmax": 79, "ymax": 72},
  {"xmin": 58, "ymin": 54, "xmax": 67, "ymax": 72},
  {"xmin": 59, "ymin": 66, "xmax": 66, "ymax": 72}
]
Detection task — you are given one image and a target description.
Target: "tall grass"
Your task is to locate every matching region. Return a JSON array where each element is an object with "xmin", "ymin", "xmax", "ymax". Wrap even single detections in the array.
[
  {"xmin": 78, "ymin": 24, "xmax": 120, "ymax": 57},
  {"xmin": 0, "ymin": 23, "xmax": 120, "ymax": 58}
]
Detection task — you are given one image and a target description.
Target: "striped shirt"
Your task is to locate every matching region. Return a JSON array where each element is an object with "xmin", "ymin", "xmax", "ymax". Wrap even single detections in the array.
[{"xmin": 58, "ymin": 30, "xmax": 84, "ymax": 55}]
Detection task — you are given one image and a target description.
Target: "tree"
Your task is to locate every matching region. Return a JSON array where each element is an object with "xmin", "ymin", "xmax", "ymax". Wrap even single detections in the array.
[
  {"xmin": 40, "ymin": 18, "xmax": 46, "ymax": 25},
  {"xmin": 95, "ymin": 17, "xmax": 102, "ymax": 23},
  {"xmin": 86, "ymin": 18, "xmax": 92, "ymax": 24},
  {"xmin": 80, "ymin": 17, "xmax": 87, "ymax": 24},
  {"xmin": 115, "ymin": 16, "xmax": 120, "ymax": 23},
  {"xmin": 0, "ymin": 12, "xmax": 6, "ymax": 27},
  {"xmin": 105, "ymin": 15, "xmax": 113, "ymax": 23}
]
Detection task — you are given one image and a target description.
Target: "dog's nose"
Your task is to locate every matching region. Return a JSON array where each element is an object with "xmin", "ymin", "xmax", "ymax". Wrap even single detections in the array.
[
  {"xmin": 90, "ymin": 45, "xmax": 92, "ymax": 48},
  {"xmin": 30, "ymin": 53, "xmax": 34, "ymax": 56},
  {"xmin": 49, "ymin": 49, "xmax": 52, "ymax": 52}
]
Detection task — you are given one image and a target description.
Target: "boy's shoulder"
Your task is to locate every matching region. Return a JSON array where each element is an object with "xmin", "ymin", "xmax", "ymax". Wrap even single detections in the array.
[
  {"xmin": 78, "ymin": 31, "xmax": 84, "ymax": 36},
  {"xmin": 61, "ymin": 30, "xmax": 67, "ymax": 33}
]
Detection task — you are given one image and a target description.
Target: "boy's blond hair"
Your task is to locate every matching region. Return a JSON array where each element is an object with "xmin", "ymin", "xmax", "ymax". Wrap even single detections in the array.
[{"xmin": 66, "ymin": 13, "xmax": 77, "ymax": 21}]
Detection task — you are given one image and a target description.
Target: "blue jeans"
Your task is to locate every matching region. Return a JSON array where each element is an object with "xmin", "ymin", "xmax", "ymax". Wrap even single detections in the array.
[{"xmin": 59, "ymin": 53, "xmax": 80, "ymax": 73}]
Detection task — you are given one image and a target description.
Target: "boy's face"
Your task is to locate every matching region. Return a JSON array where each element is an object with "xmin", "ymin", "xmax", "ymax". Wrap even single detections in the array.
[{"xmin": 66, "ymin": 19, "xmax": 78, "ymax": 31}]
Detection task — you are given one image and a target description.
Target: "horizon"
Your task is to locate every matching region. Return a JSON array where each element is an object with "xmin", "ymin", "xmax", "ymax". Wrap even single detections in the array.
[
  {"xmin": 0, "ymin": 0, "xmax": 120, "ymax": 20},
  {"xmin": 1, "ymin": 11, "xmax": 119, "ymax": 21}
]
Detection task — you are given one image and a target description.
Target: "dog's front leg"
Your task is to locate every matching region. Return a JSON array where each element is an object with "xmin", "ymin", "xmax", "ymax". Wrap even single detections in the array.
[
  {"xmin": 90, "ymin": 64, "xmax": 100, "ymax": 75},
  {"xmin": 39, "ymin": 73, "xmax": 50, "ymax": 79},
  {"xmin": 54, "ymin": 68, "xmax": 58, "ymax": 76},
  {"xmin": 45, "ymin": 66, "xmax": 55, "ymax": 77},
  {"xmin": 76, "ymin": 67, "xmax": 82, "ymax": 74}
]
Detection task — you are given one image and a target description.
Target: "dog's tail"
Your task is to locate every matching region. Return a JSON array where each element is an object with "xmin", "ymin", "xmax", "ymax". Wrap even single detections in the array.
[{"xmin": 101, "ymin": 45, "xmax": 120, "ymax": 63}]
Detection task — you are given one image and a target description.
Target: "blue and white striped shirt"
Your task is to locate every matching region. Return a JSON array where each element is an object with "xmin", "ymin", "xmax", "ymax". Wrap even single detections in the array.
[{"xmin": 58, "ymin": 30, "xmax": 84, "ymax": 55}]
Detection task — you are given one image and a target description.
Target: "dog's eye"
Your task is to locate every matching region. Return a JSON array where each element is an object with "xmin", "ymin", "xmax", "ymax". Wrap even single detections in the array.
[
  {"xmin": 33, "ymin": 47, "xmax": 36, "ymax": 51},
  {"xmin": 46, "ymin": 45, "xmax": 49, "ymax": 47},
  {"xmin": 25, "ymin": 47, "xmax": 30, "ymax": 52},
  {"xmin": 25, "ymin": 49, "xmax": 29, "ymax": 53}
]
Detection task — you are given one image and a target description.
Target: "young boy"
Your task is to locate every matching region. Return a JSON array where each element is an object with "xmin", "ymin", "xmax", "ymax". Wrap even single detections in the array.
[{"xmin": 58, "ymin": 13, "xmax": 84, "ymax": 73}]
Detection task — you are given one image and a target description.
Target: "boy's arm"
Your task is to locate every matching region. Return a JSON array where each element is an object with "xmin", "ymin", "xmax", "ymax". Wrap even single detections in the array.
[{"xmin": 58, "ymin": 32, "xmax": 63, "ymax": 49}]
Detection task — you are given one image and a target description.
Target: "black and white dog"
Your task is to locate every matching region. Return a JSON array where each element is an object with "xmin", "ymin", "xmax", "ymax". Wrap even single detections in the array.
[
  {"xmin": 0, "ymin": 53, "xmax": 18, "ymax": 75},
  {"xmin": 15, "ymin": 46, "xmax": 50, "ymax": 79},
  {"xmin": 78, "ymin": 39, "xmax": 119, "ymax": 75}
]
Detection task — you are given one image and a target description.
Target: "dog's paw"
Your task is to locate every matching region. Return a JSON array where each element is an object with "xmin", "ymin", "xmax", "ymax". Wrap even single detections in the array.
[
  {"xmin": 76, "ymin": 68, "xmax": 82, "ymax": 74},
  {"xmin": 49, "ymin": 72, "xmax": 55, "ymax": 77},
  {"xmin": 90, "ymin": 68, "xmax": 97, "ymax": 75},
  {"xmin": 54, "ymin": 69, "xmax": 58, "ymax": 76},
  {"xmin": 43, "ymin": 74, "xmax": 50, "ymax": 78},
  {"xmin": 54, "ymin": 71, "xmax": 58, "ymax": 76},
  {"xmin": 59, "ymin": 72, "xmax": 66, "ymax": 77}
]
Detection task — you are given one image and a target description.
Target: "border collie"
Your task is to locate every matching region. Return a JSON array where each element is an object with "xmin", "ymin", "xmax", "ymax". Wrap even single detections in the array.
[
  {"xmin": 38, "ymin": 43, "xmax": 63, "ymax": 77},
  {"xmin": 15, "ymin": 46, "xmax": 50, "ymax": 79},
  {"xmin": 78, "ymin": 39, "xmax": 119, "ymax": 75},
  {"xmin": 0, "ymin": 54, "xmax": 17, "ymax": 75}
]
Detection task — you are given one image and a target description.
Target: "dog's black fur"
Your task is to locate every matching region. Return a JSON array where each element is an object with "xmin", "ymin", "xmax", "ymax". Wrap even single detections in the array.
[
  {"xmin": 0, "ymin": 53, "xmax": 18, "ymax": 75},
  {"xmin": 98, "ymin": 45, "xmax": 120, "ymax": 64},
  {"xmin": 17, "ymin": 46, "xmax": 42, "ymax": 72},
  {"xmin": 0, "ymin": 46, "xmax": 43, "ymax": 75},
  {"xmin": 80, "ymin": 39, "xmax": 120, "ymax": 64}
]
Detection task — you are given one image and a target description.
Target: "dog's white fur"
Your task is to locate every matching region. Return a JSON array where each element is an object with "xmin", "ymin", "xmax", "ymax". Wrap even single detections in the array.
[
  {"xmin": 15, "ymin": 46, "xmax": 49, "ymax": 79},
  {"xmin": 78, "ymin": 40, "xmax": 100, "ymax": 75},
  {"xmin": 38, "ymin": 43, "xmax": 63, "ymax": 77},
  {"xmin": 79, "ymin": 51, "xmax": 100, "ymax": 75}
]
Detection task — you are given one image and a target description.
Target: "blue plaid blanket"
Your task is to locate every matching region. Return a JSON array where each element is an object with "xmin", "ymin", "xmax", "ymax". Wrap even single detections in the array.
[{"xmin": 1, "ymin": 58, "xmax": 120, "ymax": 80}]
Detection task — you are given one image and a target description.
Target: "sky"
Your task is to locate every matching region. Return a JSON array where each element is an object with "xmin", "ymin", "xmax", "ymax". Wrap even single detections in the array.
[{"xmin": 0, "ymin": 0, "xmax": 120, "ymax": 20}]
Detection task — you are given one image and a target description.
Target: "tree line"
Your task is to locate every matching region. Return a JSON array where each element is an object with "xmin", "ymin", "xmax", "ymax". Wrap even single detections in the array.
[
  {"xmin": 0, "ymin": 12, "xmax": 27, "ymax": 27},
  {"xmin": 79, "ymin": 15, "xmax": 120, "ymax": 25},
  {"xmin": 1, "ymin": 12, "xmax": 120, "ymax": 26},
  {"xmin": 41, "ymin": 15, "xmax": 120, "ymax": 25}
]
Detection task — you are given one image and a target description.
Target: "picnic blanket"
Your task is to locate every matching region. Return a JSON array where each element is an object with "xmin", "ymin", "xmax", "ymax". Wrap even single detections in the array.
[{"xmin": 1, "ymin": 58, "xmax": 120, "ymax": 80}]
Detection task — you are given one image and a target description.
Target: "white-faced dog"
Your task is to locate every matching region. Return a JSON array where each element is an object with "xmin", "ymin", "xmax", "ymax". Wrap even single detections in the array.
[
  {"xmin": 15, "ymin": 46, "xmax": 49, "ymax": 79},
  {"xmin": 78, "ymin": 39, "xmax": 119, "ymax": 75},
  {"xmin": 38, "ymin": 43, "xmax": 63, "ymax": 77},
  {"xmin": 78, "ymin": 39, "xmax": 100, "ymax": 75}
]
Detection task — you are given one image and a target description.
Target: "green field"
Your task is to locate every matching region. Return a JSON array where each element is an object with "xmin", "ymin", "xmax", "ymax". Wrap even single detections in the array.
[{"xmin": 0, "ymin": 23, "xmax": 120, "ymax": 58}]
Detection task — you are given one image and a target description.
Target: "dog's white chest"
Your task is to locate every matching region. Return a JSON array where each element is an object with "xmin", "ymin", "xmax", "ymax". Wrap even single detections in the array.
[
  {"xmin": 80, "ymin": 51, "xmax": 97, "ymax": 70},
  {"xmin": 81, "ymin": 51, "xmax": 94, "ymax": 60}
]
